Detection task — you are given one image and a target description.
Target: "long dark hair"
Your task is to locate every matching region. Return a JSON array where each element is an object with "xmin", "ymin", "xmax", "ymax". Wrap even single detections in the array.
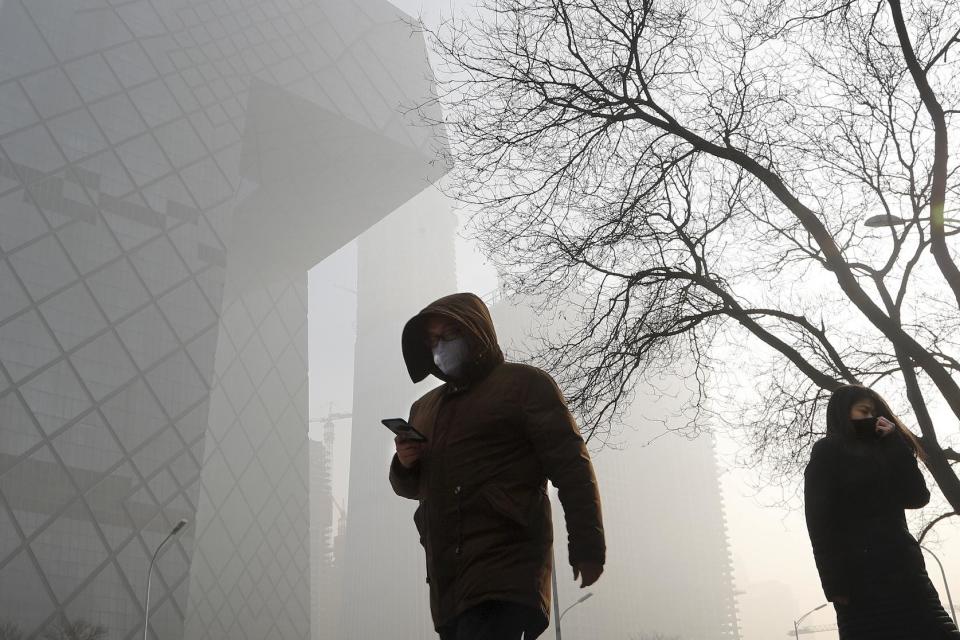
[{"xmin": 826, "ymin": 385, "xmax": 925, "ymax": 459}]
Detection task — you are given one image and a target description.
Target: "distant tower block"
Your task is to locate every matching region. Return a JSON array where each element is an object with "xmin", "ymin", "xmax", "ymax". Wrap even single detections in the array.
[
  {"xmin": 310, "ymin": 430, "xmax": 334, "ymax": 640},
  {"xmin": 340, "ymin": 187, "xmax": 459, "ymax": 640},
  {"xmin": 490, "ymin": 297, "xmax": 742, "ymax": 640}
]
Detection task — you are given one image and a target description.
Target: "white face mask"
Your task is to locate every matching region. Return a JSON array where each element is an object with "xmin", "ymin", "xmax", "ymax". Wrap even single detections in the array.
[{"xmin": 432, "ymin": 336, "xmax": 471, "ymax": 377}]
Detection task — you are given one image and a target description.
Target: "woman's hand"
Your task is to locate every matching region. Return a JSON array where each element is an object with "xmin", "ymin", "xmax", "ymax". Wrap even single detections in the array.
[{"xmin": 876, "ymin": 416, "xmax": 896, "ymax": 437}]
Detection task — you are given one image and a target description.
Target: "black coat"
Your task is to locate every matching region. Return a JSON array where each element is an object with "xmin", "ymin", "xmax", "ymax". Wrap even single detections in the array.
[{"xmin": 804, "ymin": 435, "xmax": 960, "ymax": 639}]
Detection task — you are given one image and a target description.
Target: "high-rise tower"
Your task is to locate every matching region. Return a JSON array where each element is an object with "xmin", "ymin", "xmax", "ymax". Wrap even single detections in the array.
[
  {"xmin": 491, "ymin": 297, "xmax": 741, "ymax": 640},
  {"xmin": 339, "ymin": 185, "xmax": 459, "ymax": 639},
  {"xmin": 0, "ymin": 1, "xmax": 445, "ymax": 638},
  {"xmin": 310, "ymin": 426, "xmax": 335, "ymax": 640}
]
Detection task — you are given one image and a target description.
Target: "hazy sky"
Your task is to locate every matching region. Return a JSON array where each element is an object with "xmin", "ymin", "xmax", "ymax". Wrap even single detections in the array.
[{"xmin": 306, "ymin": 3, "xmax": 960, "ymax": 638}]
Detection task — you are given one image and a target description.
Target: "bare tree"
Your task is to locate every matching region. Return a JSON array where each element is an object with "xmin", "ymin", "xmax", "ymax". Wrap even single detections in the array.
[
  {"xmin": 426, "ymin": 0, "xmax": 960, "ymax": 517},
  {"xmin": 0, "ymin": 622, "xmax": 23, "ymax": 640},
  {"xmin": 41, "ymin": 620, "xmax": 107, "ymax": 640}
]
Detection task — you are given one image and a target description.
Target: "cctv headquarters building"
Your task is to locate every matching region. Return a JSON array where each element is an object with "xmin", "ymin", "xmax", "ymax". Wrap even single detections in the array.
[{"xmin": 0, "ymin": 0, "xmax": 444, "ymax": 638}]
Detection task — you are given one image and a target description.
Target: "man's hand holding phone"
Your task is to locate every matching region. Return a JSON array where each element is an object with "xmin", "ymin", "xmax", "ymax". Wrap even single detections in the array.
[
  {"xmin": 383, "ymin": 418, "xmax": 427, "ymax": 468},
  {"xmin": 395, "ymin": 436, "xmax": 425, "ymax": 469}
]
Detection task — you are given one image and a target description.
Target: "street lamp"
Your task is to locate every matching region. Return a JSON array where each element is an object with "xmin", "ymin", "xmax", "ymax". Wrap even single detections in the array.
[
  {"xmin": 550, "ymin": 495, "xmax": 595, "ymax": 640},
  {"xmin": 792, "ymin": 603, "xmax": 829, "ymax": 638},
  {"xmin": 864, "ymin": 214, "xmax": 960, "ymax": 229},
  {"xmin": 552, "ymin": 549, "xmax": 562, "ymax": 640},
  {"xmin": 551, "ymin": 555, "xmax": 593, "ymax": 640},
  {"xmin": 143, "ymin": 519, "xmax": 188, "ymax": 640},
  {"xmin": 921, "ymin": 545, "xmax": 958, "ymax": 627},
  {"xmin": 560, "ymin": 592, "xmax": 594, "ymax": 622}
]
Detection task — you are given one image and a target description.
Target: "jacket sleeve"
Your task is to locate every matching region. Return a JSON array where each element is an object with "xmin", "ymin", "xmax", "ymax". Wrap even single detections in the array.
[
  {"xmin": 804, "ymin": 439, "xmax": 849, "ymax": 601},
  {"xmin": 389, "ymin": 402, "xmax": 422, "ymax": 500},
  {"xmin": 887, "ymin": 435, "xmax": 930, "ymax": 509},
  {"xmin": 522, "ymin": 369, "xmax": 605, "ymax": 567}
]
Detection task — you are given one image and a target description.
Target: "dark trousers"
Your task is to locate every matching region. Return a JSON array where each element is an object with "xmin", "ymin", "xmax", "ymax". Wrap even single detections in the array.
[{"xmin": 438, "ymin": 601, "xmax": 545, "ymax": 640}]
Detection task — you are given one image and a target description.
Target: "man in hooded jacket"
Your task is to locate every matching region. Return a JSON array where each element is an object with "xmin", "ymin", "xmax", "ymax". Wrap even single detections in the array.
[{"xmin": 390, "ymin": 292, "xmax": 606, "ymax": 640}]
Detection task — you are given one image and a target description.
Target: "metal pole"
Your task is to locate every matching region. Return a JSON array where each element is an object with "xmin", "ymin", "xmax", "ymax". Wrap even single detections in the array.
[
  {"xmin": 552, "ymin": 546, "xmax": 562, "ymax": 640},
  {"xmin": 921, "ymin": 545, "xmax": 958, "ymax": 627},
  {"xmin": 792, "ymin": 603, "xmax": 828, "ymax": 637},
  {"xmin": 143, "ymin": 519, "xmax": 188, "ymax": 640}
]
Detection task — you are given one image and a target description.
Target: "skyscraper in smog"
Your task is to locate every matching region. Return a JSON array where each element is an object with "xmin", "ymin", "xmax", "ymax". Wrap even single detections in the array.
[
  {"xmin": 0, "ymin": 0, "xmax": 445, "ymax": 638},
  {"xmin": 310, "ymin": 428, "xmax": 335, "ymax": 640},
  {"xmin": 491, "ymin": 297, "xmax": 742, "ymax": 640},
  {"xmin": 339, "ymin": 186, "xmax": 459, "ymax": 640}
]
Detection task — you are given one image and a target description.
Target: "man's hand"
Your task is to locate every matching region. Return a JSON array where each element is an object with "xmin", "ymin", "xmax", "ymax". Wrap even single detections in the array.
[
  {"xmin": 395, "ymin": 436, "xmax": 425, "ymax": 469},
  {"xmin": 572, "ymin": 563, "xmax": 603, "ymax": 588}
]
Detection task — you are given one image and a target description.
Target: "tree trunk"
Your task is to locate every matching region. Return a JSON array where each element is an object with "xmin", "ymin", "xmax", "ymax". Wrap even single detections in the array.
[{"xmin": 923, "ymin": 444, "xmax": 960, "ymax": 513}]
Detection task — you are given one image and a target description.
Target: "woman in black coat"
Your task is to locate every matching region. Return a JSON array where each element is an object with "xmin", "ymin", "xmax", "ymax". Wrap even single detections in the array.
[{"xmin": 804, "ymin": 384, "xmax": 960, "ymax": 639}]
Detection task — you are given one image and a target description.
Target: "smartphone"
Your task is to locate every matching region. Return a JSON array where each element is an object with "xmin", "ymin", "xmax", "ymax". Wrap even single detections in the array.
[{"xmin": 381, "ymin": 418, "xmax": 427, "ymax": 442}]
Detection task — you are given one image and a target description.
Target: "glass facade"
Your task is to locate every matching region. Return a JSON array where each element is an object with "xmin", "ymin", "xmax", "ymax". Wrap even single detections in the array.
[
  {"xmin": 184, "ymin": 274, "xmax": 311, "ymax": 640},
  {"xmin": 0, "ymin": 0, "xmax": 444, "ymax": 638}
]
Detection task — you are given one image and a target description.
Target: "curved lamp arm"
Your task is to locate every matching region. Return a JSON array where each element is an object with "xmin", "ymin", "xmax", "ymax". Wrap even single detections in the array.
[
  {"xmin": 143, "ymin": 519, "xmax": 188, "ymax": 640},
  {"xmin": 559, "ymin": 592, "xmax": 594, "ymax": 622},
  {"xmin": 793, "ymin": 603, "xmax": 828, "ymax": 637}
]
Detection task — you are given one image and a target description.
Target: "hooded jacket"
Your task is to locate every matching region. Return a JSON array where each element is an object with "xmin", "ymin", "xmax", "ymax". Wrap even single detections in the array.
[{"xmin": 390, "ymin": 293, "xmax": 605, "ymax": 631}]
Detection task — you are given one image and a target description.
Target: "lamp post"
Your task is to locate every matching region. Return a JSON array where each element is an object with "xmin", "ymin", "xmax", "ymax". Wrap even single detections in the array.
[
  {"xmin": 863, "ymin": 214, "xmax": 960, "ymax": 229},
  {"xmin": 921, "ymin": 545, "xmax": 958, "ymax": 627},
  {"xmin": 551, "ymin": 555, "xmax": 593, "ymax": 640},
  {"xmin": 143, "ymin": 519, "xmax": 188, "ymax": 640},
  {"xmin": 560, "ymin": 592, "xmax": 594, "ymax": 622},
  {"xmin": 550, "ymin": 490, "xmax": 595, "ymax": 640},
  {"xmin": 552, "ymin": 549, "xmax": 562, "ymax": 640},
  {"xmin": 792, "ymin": 603, "xmax": 828, "ymax": 638}
]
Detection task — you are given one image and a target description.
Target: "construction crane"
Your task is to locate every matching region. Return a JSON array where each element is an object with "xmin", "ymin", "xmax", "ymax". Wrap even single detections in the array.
[
  {"xmin": 309, "ymin": 403, "xmax": 353, "ymax": 425},
  {"xmin": 332, "ymin": 497, "xmax": 347, "ymax": 537},
  {"xmin": 309, "ymin": 405, "xmax": 353, "ymax": 439}
]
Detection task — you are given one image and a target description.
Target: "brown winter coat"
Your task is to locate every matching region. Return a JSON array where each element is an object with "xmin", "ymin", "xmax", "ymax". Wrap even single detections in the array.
[{"xmin": 389, "ymin": 293, "xmax": 606, "ymax": 632}]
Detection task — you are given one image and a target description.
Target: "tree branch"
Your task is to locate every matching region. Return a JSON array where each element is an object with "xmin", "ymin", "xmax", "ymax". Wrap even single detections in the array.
[
  {"xmin": 887, "ymin": 0, "xmax": 960, "ymax": 309},
  {"xmin": 918, "ymin": 511, "xmax": 958, "ymax": 544}
]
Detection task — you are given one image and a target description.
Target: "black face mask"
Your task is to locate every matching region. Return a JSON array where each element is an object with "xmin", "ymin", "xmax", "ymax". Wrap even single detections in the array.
[{"xmin": 851, "ymin": 416, "xmax": 878, "ymax": 439}]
